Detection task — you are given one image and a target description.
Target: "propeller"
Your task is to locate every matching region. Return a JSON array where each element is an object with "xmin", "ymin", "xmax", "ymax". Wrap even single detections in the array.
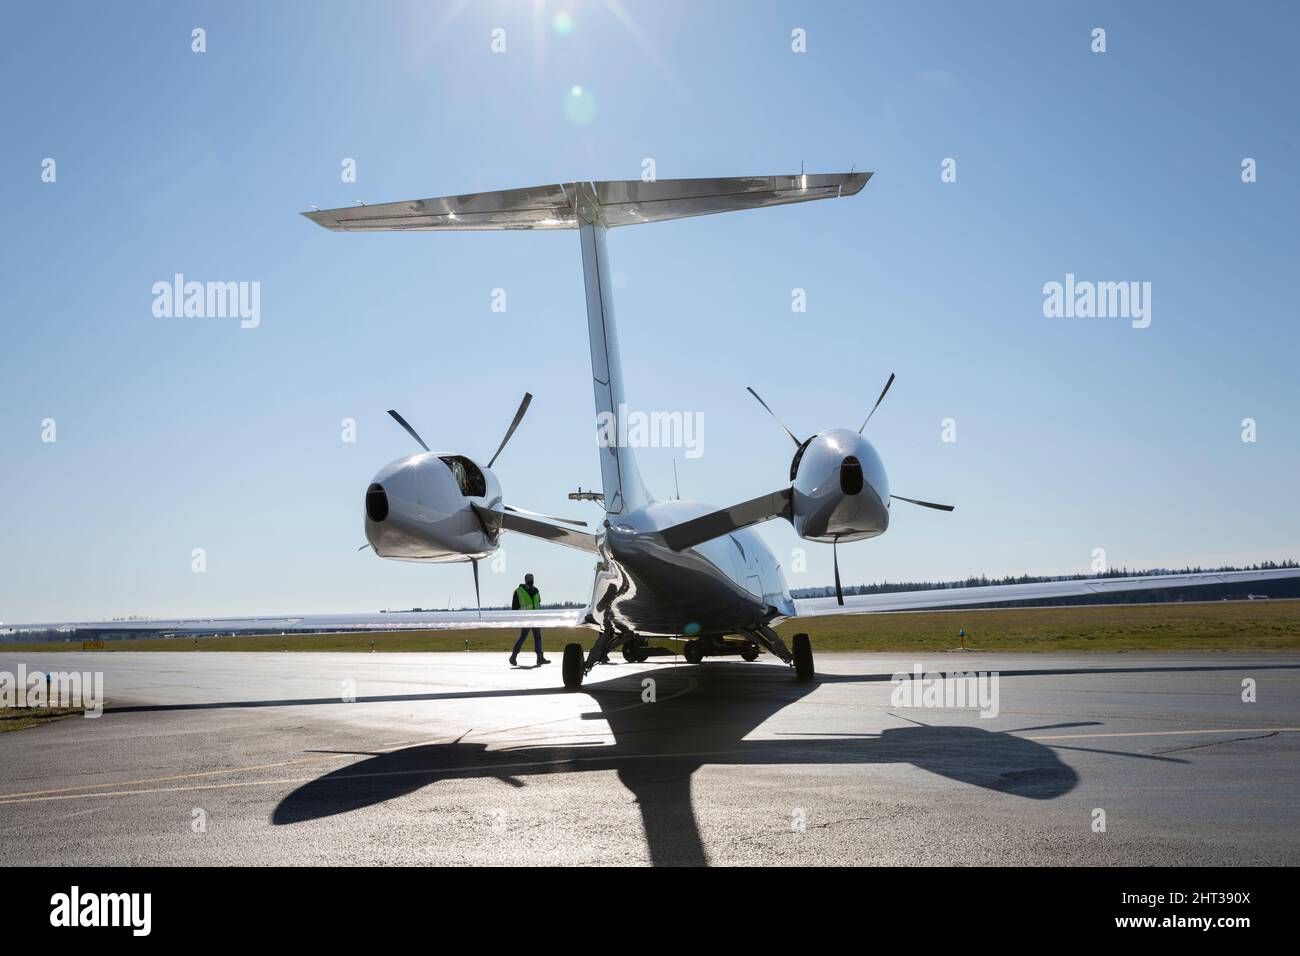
[
  {"xmin": 891, "ymin": 494, "xmax": 955, "ymax": 512},
  {"xmin": 387, "ymin": 392, "xmax": 533, "ymax": 467},
  {"xmin": 387, "ymin": 409, "xmax": 430, "ymax": 451},
  {"xmin": 745, "ymin": 386, "xmax": 803, "ymax": 447},
  {"xmin": 858, "ymin": 371, "xmax": 895, "ymax": 433},
  {"xmin": 470, "ymin": 558, "xmax": 482, "ymax": 621},
  {"xmin": 833, "ymin": 537, "xmax": 844, "ymax": 606},
  {"xmin": 487, "ymin": 392, "xmax": 533, "ymax": 468}
]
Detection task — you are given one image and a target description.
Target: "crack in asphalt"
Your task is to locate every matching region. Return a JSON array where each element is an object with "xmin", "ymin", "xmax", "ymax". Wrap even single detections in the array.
[{"xmin": 1154, "ymin": 731, "xmax": 1280, "ymax": 754}]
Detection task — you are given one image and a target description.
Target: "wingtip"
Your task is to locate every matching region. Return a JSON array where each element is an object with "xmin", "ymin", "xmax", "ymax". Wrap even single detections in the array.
[
  {"xmin": 842, "ymin": 171, "xmax": 873, "ymax": 194},
  {"xmin": 300, "ymin": 208, "xmax": 342, "ymax": 230}
]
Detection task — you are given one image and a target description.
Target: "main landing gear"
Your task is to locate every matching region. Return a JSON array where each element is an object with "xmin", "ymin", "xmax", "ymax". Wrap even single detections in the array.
[
  {"xmin": 746, "ymin": 624, "xmax": 815, "ymax": 682},
  {"xmin": 563, "ymin": 621, "xmax": 630, "ymax": 690},
  {"xmin": 562, "ymin": 626, "xmax": 815, "ymax": 689},
  {"xmin": 791, "ymin": 632, "xmax": 814, "ymax": 681},
  {"xmin": 562, "ymin": 642, "xmax": 585, "ymax": 689}
]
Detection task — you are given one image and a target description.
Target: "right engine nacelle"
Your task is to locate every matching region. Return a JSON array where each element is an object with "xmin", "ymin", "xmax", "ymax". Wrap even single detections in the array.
[
  {"xmin": 789, "ymin": 427, "xmax": 890, "ymax": 543},
  {"xmin": 363, "ymin": 452, "xmax": 502, "ymax": 562}
]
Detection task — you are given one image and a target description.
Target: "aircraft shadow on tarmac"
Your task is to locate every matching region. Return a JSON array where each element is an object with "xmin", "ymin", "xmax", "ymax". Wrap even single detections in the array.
[{"xmin": 268, "ymin": 662, "xmax": 1202, "ymax": 866}]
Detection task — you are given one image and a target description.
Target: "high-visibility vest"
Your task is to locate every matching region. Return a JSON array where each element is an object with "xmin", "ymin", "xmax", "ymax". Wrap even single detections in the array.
[{"xmin": 515, "ymin": 585, "xmax": 540, "ymax": 610}]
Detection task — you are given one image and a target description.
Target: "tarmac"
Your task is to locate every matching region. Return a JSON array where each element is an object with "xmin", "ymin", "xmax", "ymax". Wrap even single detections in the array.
[{"xmin": 1, "ymin": 650, "xmax": 1297, "ymax": 866}]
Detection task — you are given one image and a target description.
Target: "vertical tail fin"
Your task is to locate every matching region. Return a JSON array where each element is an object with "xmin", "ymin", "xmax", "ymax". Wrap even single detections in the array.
[{"xmin": 577, "ymin": 183, "xmax": 650, "ymax": 514}]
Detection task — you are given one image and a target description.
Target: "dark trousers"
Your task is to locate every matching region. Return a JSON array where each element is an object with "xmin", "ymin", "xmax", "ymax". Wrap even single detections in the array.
[{"xmin": 512, "ymin": 627, "xmax": 543, "ymax": 659}]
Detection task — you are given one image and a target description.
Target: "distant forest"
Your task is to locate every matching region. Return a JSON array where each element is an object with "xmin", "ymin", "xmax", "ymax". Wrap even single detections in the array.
[{"xmin": 790, "ymin": 560, "xmax": 1300, "ymax": 606}]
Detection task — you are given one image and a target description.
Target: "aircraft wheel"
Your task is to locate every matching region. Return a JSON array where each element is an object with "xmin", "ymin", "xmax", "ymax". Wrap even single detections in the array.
[
  {"xmin": 683, "ymin": 640, "xmax": 705, "ymax": 665},
  {"xmin": 792, "ymin": 633, "xmax": 814, "ymax": 681},
  {"xmin": 621, "ymin": 643, "xmax": 637, "ymax": 663},
  {"xmin": 562, "ymin": 643, "xmax": 585, "ymax": 689},
  {"xmin": 740, "ymin": 644, "xmax": 759, "ymax": 662}
]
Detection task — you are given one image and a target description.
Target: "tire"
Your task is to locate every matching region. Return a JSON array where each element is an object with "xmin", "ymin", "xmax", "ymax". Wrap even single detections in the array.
[
  {"xmin": 562, "ymin": 643, "xmax": 585, "ymax": 689},
  {"xmin": 740, "ymin": 645, "xmax": 759, "ymax": 662},
  {"xmin": 792, "ymin": 633, "xmax": 814, "ymax": 681},
  {"xmin": 621, "ymin": 642, "xmax": 637, "ymax": 663},
  {"xmin": 683, "ymin": 640, "xmax": 704, "ymax": 665}
]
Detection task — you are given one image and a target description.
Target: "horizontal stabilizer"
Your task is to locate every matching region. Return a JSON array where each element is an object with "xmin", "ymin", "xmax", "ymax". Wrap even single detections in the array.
[
  {"xmin": 303, "ymin": 173, "xmax": 871, "ymax": 232},
  {"xmin": 659, "ymin": 488, "xmax": 793, "ymax": 552}
]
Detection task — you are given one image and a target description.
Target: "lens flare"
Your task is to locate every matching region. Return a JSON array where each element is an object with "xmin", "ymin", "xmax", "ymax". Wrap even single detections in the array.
[{"xmin": 563, "ymin": 85, "xmax": 596, "ymax": 124}]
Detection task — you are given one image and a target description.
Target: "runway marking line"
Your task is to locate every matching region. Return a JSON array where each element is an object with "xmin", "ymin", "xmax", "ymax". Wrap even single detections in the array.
[
  {"xmin": 0, "ymin": 752, "xmax": 353, "ymax": 801},
  {"xmin": 0, "ymin": 676, "xmax": 704, "ymax": 807},
  {"xmin": 0, "ymin": 746, "xmax": 750, "ymax": 807},
  {"xmin": 1025, "ymin": 727, "xmax": 1300, "ymax": 741}
]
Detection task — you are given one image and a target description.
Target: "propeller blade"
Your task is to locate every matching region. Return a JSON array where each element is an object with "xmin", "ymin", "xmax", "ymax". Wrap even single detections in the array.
[
  {"xmin": 487, "ymin": 392, "xmax": 533, "ymax": 468},
  {"xmin": 858, "ymin": 372, "xmax": 895, "ymax": 433},
  {"xmin": 387, "ymin": 409, "xmax": 430, "ymax": 452},
  {"xmin": 890, "ymin": 494, "xmax": 955, "ymax": 512},
  {"xmin": 357, "ymin": 543, "xmax": 370, "ymax": 552},
  {"xmin": 745, "ymin": 387, "xmax": 802, "ymax": 447},
  {"xmin": 833, "ymin": 538, "xmax": 844, "ymax": 606},
  {"xmin": 504, "ymin": 504, "xmax": 587, "ymax": 528},
  {"xmin": 471, "ymin": 558, "xmax": 482, "ymax": 622}
]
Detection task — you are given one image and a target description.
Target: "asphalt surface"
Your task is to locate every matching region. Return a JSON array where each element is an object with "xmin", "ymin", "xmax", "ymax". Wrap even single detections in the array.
[{"xmin": 1, "ymin": 650, "xmax": 1298, "ymax": 866}]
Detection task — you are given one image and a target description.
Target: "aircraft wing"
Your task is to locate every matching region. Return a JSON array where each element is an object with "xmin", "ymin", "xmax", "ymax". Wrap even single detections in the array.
[
  {"xmin": 793, "ymin": 567, "xmax": 1300, "ymax": 616},
  {"xmin": 302, "ymin": 173, "xmax": 871, "ymax": 232},
  {"xmin": 1, "ymin": 608, "xmax": 586, "ymax": 641}
]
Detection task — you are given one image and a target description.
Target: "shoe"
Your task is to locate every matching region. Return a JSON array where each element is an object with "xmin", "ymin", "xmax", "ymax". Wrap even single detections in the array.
[
  {"xmin": 508, "ymin": 654, "xmax": 518, "ymax": 667},
  {"xmin": 536, "ymin": 657, "xmax": 551, "ymax": 665}
]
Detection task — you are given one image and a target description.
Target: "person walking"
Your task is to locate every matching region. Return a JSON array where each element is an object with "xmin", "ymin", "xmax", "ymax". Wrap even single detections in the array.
[{"xmin": 509, "ymin": 572, "xmax": 549, "ymax": 667}]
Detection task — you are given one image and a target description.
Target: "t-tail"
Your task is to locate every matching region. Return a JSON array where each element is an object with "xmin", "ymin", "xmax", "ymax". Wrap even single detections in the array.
[{"xmin": 304, "ymin": 172, "xmax": 872, "ymax": 515}]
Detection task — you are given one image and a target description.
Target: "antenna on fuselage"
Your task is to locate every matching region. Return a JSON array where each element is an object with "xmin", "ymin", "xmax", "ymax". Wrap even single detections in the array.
[{"xmin": 672, "ymin": 460, "xmax": 680, "ymax": 500}]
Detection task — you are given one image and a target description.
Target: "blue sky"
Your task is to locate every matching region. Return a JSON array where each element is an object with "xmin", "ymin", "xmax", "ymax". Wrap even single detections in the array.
[{"xmin": 2, "ymin": 0, "xmax": 1297, "ymax": 622}]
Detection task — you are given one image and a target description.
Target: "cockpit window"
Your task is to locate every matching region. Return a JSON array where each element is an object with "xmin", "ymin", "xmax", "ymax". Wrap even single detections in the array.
[{"xmin": 439, "ymin": 455, "xmax": 487, "ymax": 497}]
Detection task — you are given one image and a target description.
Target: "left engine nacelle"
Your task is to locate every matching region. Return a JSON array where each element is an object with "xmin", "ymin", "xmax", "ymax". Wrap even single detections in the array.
[
  {"xmin": 789, "ymin": 427, "xmax": 890, "ymax": 543},
  {"xmin": 364, "ymin": 452, "xmax": 502, "ymax": 562}
]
